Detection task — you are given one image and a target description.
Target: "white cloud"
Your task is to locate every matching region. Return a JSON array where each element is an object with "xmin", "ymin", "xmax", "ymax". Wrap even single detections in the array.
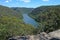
[
  {"xmin": 42, "ymin": 0, "xmax": 49, "ymax": 1},
  {"xmin": 5, "ymin": 0, "xmax": 12, "ymax": 3},
  {"xmin": 20, "ymin": 0, "xmax": 31, "ymax": 3},
  {"xmin": 5, "ymin": 0, "xmax": 31, "ymax": 3},
  {"xmin": 5, "ymin": 0, "xmax": 9, "ymax": 2}
]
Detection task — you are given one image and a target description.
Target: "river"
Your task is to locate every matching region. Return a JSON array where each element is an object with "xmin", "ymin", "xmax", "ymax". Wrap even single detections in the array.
[{"xmin": 23, "ymin": 14, "xmax": 38, "ymax": 27}]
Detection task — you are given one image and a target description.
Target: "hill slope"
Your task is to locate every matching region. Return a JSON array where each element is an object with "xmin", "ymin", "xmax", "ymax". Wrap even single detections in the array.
[
  {"xmin": 0, "ymin": 5, "xmax": 35, "ymax": 40},
  {"xmin": 29, "ymin": 5, "xmax": 60, "ymax": 32},
  {"xmin": 0, "ymin": 5, "xmax": 23, "ymax": 19}
]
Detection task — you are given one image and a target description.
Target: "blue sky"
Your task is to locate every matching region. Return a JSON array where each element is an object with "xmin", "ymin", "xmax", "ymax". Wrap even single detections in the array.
[{"xmin": 0, "ymin": 0, "xmax": 60, "ymax": 8}]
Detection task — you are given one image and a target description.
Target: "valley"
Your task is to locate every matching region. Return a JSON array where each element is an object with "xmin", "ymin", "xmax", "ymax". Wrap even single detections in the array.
[{"xmin": 0, "ymin": 5, "xmax": 60, "ymax": 40}]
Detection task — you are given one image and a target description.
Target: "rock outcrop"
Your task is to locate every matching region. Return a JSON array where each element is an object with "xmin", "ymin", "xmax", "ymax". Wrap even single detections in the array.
[
  {"xmin": 39, "ymin": 32, "xmax": 51, "ymax": 40},
  {"xmin": 48, "ymin": 29, "xmax": 60, "ymax": 40},
  {"xmin": 8, "ymin": 29, "xmax": 60, "ymax": 40}
]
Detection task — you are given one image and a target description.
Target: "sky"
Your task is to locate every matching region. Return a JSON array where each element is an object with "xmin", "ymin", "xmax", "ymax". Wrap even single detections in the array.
[{"xmin": 0, "ymin": 0, "xmax": 60, "ymax": 8}]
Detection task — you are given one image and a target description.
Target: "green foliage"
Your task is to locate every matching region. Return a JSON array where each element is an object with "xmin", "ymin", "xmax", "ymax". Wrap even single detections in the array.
[
  {"xmin": 0, "ymin": 16, "xmax": 35, "ymax": 40},
  {"xmin": 0, "ymin": 5, "xmax": 22, "ymax": 19},
  {"xmin": 0, "ymin": 5, "xmax": 35, "ymax": 40},
  {"xmin": 29, "ymin": 5, "xmax": 60, "ymax": 33}
]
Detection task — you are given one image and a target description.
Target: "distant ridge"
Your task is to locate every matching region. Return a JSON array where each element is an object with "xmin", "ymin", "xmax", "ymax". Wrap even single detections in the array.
[{"xmin": 12, "ymin": 7, "xmax": 34, "ymax": 14}]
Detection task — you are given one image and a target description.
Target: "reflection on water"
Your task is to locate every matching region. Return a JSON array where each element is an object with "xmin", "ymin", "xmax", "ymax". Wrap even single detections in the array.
[{"xmin": 23, "ymin": 14, "xmax": 38, "ymax": 27}]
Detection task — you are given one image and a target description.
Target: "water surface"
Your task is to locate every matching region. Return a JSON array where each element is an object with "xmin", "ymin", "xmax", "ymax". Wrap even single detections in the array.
[{"xmin": 23, "ymin": 14, "xmax": 38, "ymax": 27}]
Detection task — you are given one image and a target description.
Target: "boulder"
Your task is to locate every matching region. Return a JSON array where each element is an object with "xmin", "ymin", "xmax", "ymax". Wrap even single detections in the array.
[
  {"xmin": 39, "ymin": 32, "xmax": 51, "ymax": 40},
  {"xmin": 48, "ymin": 29, "xmax": 60, "ymax": 39}
]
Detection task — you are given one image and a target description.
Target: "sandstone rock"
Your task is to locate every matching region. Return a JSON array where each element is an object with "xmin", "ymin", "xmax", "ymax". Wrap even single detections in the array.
[
  {"xmin": 39, "ymin": 32, "xmax": 51, "ymax": 40},
  {"xmin": 28, "ymin": 35, "xmax": 40, "ymax": 40},
  {"xmin": 48, "ymin": 29, "xmax": 60, "ymax": 39}
]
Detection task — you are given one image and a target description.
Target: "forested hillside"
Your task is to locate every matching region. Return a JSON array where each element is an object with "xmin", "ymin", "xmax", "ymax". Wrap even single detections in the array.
[
  {"xmin": 0, "ymin": 5, "xmax": 35, "ymax": 40},
  {"xmin": 0, "ymin": 5, "xmax": 23, "ymax": 19},
  {"xmin": 1, "ymin": 5, "xmax": 60, "ymax": 40},
  {"xmin": 12, "ymin": 7, "xmax": 34, "ymax": 14},
  {"xmin": 29, "ymin": 5, "xmax": 60, "ymax": 33}
]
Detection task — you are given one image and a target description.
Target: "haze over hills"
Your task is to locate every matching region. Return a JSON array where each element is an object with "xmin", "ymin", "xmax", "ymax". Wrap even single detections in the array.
[{"xmin": 12, "ymin": 7, "xmax": 34, "ymax": 14}]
